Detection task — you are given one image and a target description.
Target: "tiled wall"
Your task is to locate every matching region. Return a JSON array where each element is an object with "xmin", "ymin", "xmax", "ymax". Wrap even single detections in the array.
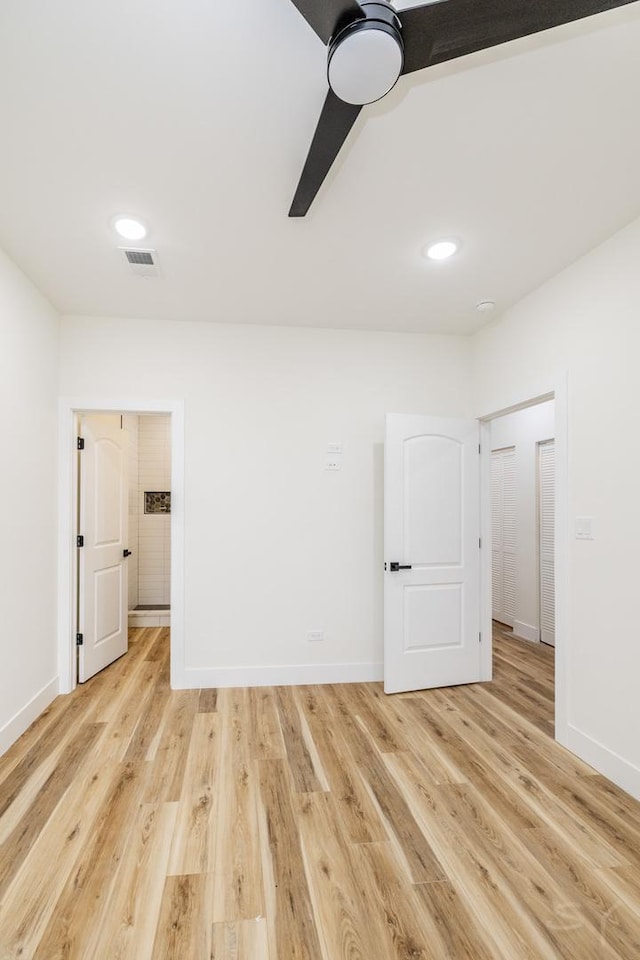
[
  {"xmin": 127, "ymin": 414, "xmax": 171, "ymax": 610},
  {"xmin": 124, "ymin": 414, "xmax": 139, "ymax": 609},
  {"xmin": 138, "ymin": 414, "xmax": 171, "ymax": 606}
]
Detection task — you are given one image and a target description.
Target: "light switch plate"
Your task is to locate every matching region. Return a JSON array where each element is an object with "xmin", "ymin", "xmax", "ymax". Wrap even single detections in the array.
[{"xmin": 575, "ymin": 516, "xmax": 594, "ymax": 540}]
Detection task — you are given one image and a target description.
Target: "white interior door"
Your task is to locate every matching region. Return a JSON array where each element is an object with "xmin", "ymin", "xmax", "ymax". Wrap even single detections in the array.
[
  {"xmin": 78, "ymin": 414, "xmax": 129, "ymax": 682},
  {"xmin": 539, "ymin": 439, "xmax": 555, "ymax": 647},
  {"xmin": 491, "ymin": 447, "xmax": 516, "ymax": 627},
  {"xmin": 384, "ymin": 414, "xmax": 481, "ymax": 694}
]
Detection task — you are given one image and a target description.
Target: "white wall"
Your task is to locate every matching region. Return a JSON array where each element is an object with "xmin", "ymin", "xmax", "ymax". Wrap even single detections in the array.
[
  {"xmin": 137, "ymin": 414, "xmax": 171, "ymax": 607},
  {"xmin": 0, "ymin": 248, "xmax": 60, "ymax": 752},
  {"xmin": 59, "ymin": 318, "xmax": 471, "ymax": 683},
  {"xmin": 473, "ymin": 215, "xmax": 640, "ymax": 798},
  {"xmin": 491, "ymin": 400, "xmax": 555, "ymax": 642}
]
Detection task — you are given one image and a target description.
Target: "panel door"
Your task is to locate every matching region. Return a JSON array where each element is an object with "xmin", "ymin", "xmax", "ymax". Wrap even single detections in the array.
[
  {"xmin": 384, "ymin": 415, "xmax": 481, "ymax": 694},
  {"xmin": 78, "ymin": 414, "xmax": 129, "ymax": 682}
]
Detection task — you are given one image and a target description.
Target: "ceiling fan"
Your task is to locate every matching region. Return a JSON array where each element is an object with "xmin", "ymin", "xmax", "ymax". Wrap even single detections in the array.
[{"xmin": 287, "ymin": 0, "xmax": 636, "ymax": 216}]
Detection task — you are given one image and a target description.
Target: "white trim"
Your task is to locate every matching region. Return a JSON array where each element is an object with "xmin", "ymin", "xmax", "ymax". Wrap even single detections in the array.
[
  {"xmin": 477, "ymin": 374, "xmax": 569, "ymax": 749},
  {"xmin": 512, "ymin": 620, "xmax": 540, "ymax": 644},
  {"xmin": 479, "ymin": 420, "xmax": 493, "ymax": 681},
  {"xmin": 57, "ymin": 397, "xmax": 185, "ymax": 693},
  {"xmin": 0, "ymin": 677, "xmax": 59, "ymax": 755},
  {"xmin": 567, "ymin": 725, "xmax": 640, "ymax": 801},
  {"xmin": 180, "ymin": 661, "xmax": 384, "ymax": 690},
  {"xmin": 553, "ymin": 376, "xmax": 569, "ymax": 748}
]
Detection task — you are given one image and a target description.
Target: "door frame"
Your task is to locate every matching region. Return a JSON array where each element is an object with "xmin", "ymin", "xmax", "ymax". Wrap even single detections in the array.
[
  {"xmin": 57, "ymin": 396, "xmax": 185, "ymax": 694},
  {"xmin": 537, "ymin": 438, "xmax": 556, "ymax": 648},
  {"xmin": 478, "ymin": 376, "xmax": 569, "ymax": 748}
]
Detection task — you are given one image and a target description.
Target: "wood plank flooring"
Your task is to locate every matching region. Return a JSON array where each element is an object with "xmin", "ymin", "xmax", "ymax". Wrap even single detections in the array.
[{"xmin": 1, "ymin": 625, "xmax": 640, "ymax": 958}]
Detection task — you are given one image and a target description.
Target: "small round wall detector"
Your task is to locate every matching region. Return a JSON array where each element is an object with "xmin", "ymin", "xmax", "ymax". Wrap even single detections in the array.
[{"xmin": 476, "ymin": 300, "xmax": 496, "ymax": 313}]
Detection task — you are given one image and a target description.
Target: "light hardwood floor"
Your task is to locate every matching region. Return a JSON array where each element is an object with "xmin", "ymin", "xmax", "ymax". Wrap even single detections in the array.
[{"xmin": 1, "ymin": 626, "xmax": 640, "ymax": 959}]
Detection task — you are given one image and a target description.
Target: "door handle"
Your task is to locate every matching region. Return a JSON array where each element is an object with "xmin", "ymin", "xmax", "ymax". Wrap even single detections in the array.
[
  {"xmin": 389, "ymin": 562, "xmax": 412, "ymax": 572},
  {"xmin": 123, "ymin": 549, "xmax": 132, "ymax": 558}
]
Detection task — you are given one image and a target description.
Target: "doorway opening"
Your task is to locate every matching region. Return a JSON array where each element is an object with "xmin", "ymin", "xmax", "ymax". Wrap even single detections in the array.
[
  {"xmin": 479, "ymin": 384, "xmax": 568, "ymax": 747},
  {"xmin": 57, "ymin": 397, "xmax": 185, "ymax": 695},
  {"xmin": 75, "ymin": 411, "xmax": 173, "ymax": 683},
  {"xmin": 125, "ymin": 413, "xmax": 172, "ymax": 632}
]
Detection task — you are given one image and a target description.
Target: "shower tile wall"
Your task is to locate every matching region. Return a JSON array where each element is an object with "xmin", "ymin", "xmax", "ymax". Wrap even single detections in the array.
[
  {"xmin": 137, "ymin": 415, "xmax": 171, "ymax": 606},
  {"xmin": 124, "ymin": 414, "xmax": 139, "ymax": 609}
]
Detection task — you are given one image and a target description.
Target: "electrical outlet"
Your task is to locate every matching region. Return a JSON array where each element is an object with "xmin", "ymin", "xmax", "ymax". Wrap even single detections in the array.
[
  {"xmin": 325, "ymin": 454, "xmax": 341, "ymax": 470},
  {"xmin": 307, "ymin": 630, "xmax": 324, "ymax": 642}
]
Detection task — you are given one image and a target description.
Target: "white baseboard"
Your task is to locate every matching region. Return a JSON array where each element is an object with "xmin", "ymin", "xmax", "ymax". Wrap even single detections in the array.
[
  {"xmin": 567, "ymin": 724, "xmax": 640, "ymax": 801},
  {"xmin": 513, "ymin": 620, "xmax": 540, "ymax": 644},
  {"xmin": 493, "ymin": 614, "xmax": 514, "ymax": 628},
  {"xmin": 0, "ymin": 677, "xmax": 59, "ymax": 756},
  {"xmin": 175, "ymin": 661, "xmax": 384, "ymax": 690}
]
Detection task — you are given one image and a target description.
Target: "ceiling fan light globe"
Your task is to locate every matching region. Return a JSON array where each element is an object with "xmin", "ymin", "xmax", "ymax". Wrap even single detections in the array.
[{"xmin": 328, "ymin": 26, "xmax": 403, "ymax": 105}]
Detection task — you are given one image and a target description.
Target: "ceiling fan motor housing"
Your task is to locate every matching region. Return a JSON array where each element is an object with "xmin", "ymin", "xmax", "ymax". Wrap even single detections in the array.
[{"xmin": 327, "ymin": 1, "xmax": 404, "ymax": 105}]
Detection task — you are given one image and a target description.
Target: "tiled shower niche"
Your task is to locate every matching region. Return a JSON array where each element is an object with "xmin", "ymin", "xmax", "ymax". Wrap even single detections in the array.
[{"xmin": 144, "ymin": 491, "xmax": 171, "ymax": 514}]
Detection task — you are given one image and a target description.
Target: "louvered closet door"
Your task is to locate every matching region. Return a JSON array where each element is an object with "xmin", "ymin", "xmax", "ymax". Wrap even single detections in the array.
[
  {"xmin": 539, "ymin": 440, "xmax": 555, "ymax": 646},
  {"xmin": 491, "ymin": 448, "xmax": 516, "ymax": 626}
]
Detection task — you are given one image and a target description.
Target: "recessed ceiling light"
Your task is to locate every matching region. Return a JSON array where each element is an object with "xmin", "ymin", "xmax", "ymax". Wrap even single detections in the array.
[
  {"xmin": 112, "ymin": 216, "xmax": 147, "ymax": 241},
  {"xmin": 424, "ymin": 239, "xmax": 458, "ymax": 261},
  {"xmin": 476, "ymin": 300, "xmax": 496, "ymax": 313}
]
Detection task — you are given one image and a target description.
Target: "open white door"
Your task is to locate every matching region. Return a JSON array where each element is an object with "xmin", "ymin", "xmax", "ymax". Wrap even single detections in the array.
[
  {"xmin": 384, "ymin": 414, "xmax": 481, "ymax": 694},
  {"xmin": 78, "ymin": 414, "xmax": 129, "ymax": 682}
]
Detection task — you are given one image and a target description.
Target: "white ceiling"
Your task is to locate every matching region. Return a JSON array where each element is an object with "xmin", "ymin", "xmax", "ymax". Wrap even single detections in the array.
[{"xmin": 0, "ymin": 0, "xmax": 639, "ymax": 335}]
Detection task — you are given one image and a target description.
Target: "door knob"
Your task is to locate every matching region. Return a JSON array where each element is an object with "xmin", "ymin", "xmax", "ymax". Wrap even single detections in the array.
[
  {"xmin": 123, "ymin": 549, "xmax": 132, "ymax": 558},
  {"xmin": 389, "ymin": 562, "xmax": 412, "ymax": 572}
]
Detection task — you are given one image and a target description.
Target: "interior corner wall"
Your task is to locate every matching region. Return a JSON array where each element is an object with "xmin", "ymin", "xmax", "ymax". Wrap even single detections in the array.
[
  {"xmin": 491, "ymin": 400, "xmax": 555, "ymax": 642},
  {"xmin": 0, "ymin": 248, "xmax": 60, "ymax": 753},
  {"xmin": 58, "ymin": 318, "xmax": 471, "ymax": 684},
  {"xmin": 472, "ymin": 215, "xmax": 640, "ymax": 799}
]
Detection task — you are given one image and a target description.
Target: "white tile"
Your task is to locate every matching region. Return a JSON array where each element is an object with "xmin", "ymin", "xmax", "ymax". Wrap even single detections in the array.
[
  {"xmin": 129, "ymin": 613, "xmax": 161, "ymax": 627},
  {"xmin": 139, "ymin": 595, "xmax": 164, "ymax": 607},
  {"xmin": 139, "ymin": 547, "xmax": 164, "ymax": 558}
]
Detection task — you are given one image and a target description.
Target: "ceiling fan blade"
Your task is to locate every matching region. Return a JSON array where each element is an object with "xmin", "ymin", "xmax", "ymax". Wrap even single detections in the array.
[
  {"xmin": 399, "ymin": 0, "xmax": 638, "ymax": 75},
  {"xmin": 290, "ymin": 0, "xmax": 363, "ymax": 44},
  {"xmin": 289, "ymin": 89, "xmax": 362, "ymax": 217}
]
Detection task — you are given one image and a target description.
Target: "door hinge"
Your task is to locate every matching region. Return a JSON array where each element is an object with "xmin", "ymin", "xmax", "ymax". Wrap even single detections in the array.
[
  {"xmin": 479, "ymin": 631, "xmax": 482, "ymax": 643},
  {"xmin": 77, "ymin": 437, "xmax": 85, "ymax": 450},
  {"xmin": 76, "ymin": 633, "xmax": 84, "ymax": 646},
  {"xmin": 479, "ymin": 537, "xmax": 482, "ymax": 549},
  {"xmin": 76, "ymin": 535, "xmax": 84, "ymax": 548}
]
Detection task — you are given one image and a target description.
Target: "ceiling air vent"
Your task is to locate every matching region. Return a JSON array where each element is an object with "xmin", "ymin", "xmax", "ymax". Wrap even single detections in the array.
[{"xmin": 119, "ymin": 247, "xmax": 161, "ymax": 278}]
